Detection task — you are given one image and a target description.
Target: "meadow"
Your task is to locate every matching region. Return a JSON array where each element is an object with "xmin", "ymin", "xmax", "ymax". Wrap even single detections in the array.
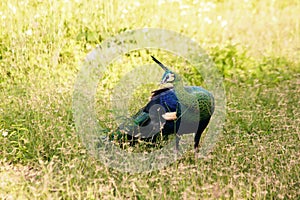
[{"xmin": 0, "ymin": 0, "xmax": 299, "ymax": 199}]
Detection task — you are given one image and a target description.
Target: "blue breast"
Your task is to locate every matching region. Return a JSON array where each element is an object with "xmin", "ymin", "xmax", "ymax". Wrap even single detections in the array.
[
  {"xmin": 152, "ymin": 88, "xmax": 179, "ymax": 112},
  {"xmin": 147, "ymin": 88, "xmax": 181, "ymax": 135}
]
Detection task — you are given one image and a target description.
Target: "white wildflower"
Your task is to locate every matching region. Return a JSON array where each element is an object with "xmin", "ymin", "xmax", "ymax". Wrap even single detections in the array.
[
  {"xmin": 8, "ymin": 3, "xmax": 17, "ymax": 14},
  {"xmin": 221, "ymin": 20, "xmax": 228, "ymax": 27},
  {"xmin": 134, "ymin": 1, "xmax": 140, "ymax": 7},
  {"xmin": 180, "ymin": 10, "xmax": 187, "ymax": 16},
  {"xmin": 1, "ymin": 129, "xmax": 8, "ymax": 137},
  {"xmin": 25, "ymin": 29, "xmax": 33, "ymax": 36},
  {"xmin": 204, "ymin": 17, "xmax": 212, "ymax": 24}
]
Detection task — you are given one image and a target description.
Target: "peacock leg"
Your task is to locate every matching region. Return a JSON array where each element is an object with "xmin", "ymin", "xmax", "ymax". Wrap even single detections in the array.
[
  {"xmin": 194, "ymin": 118, "xmax": 211, "ymax": 152},
  {"xmin": 175, "ymin": 134, "xmax": 181, "ymax": 152},
  {"xmin": 194, "ymin": 132, "xmax": 201, "ymax": 151}
]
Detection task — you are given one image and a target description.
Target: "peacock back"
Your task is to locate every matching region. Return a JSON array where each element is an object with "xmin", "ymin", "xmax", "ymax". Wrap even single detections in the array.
[{"xmin": 176, "ymin": 86, "xmax": 214, "ymax": 123}]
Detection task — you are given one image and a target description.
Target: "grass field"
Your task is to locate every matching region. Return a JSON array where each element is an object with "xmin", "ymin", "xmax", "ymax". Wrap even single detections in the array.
[{"xmin": 0, "ymin": 0, "xmax": 299, "ymax": 199}]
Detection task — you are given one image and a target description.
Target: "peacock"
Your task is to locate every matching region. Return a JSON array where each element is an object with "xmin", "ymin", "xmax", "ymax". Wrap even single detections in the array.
[{"xmin": 113, "ymin": 56, "xmax": 215, "ymax": 151}]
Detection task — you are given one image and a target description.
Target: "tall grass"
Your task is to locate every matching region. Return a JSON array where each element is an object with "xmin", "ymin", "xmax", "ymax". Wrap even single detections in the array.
[{"xmin": 0, "ymin": 0, "xmax": 299, "ymax": 199}]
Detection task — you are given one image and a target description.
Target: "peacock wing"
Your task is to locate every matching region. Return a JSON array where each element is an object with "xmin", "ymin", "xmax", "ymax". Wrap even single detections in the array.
[{"xmin": 150, "ymin": 87, "xmax": 174, "ymax": 98}]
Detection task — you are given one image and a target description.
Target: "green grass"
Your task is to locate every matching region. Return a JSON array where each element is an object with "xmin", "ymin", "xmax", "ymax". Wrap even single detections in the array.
[{"xmin": 0, "ymin": 0, "xmax": 299, "ymax": 199}]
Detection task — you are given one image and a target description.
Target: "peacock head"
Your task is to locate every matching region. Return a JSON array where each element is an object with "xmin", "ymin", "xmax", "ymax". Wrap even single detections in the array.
[
  {"xmin": 151, "ymin": 56, "xmax": 176, "ymax": 84},
  {"xmin": 161, "ymin": 70, "xmax": 175, "ymax": 84}
]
